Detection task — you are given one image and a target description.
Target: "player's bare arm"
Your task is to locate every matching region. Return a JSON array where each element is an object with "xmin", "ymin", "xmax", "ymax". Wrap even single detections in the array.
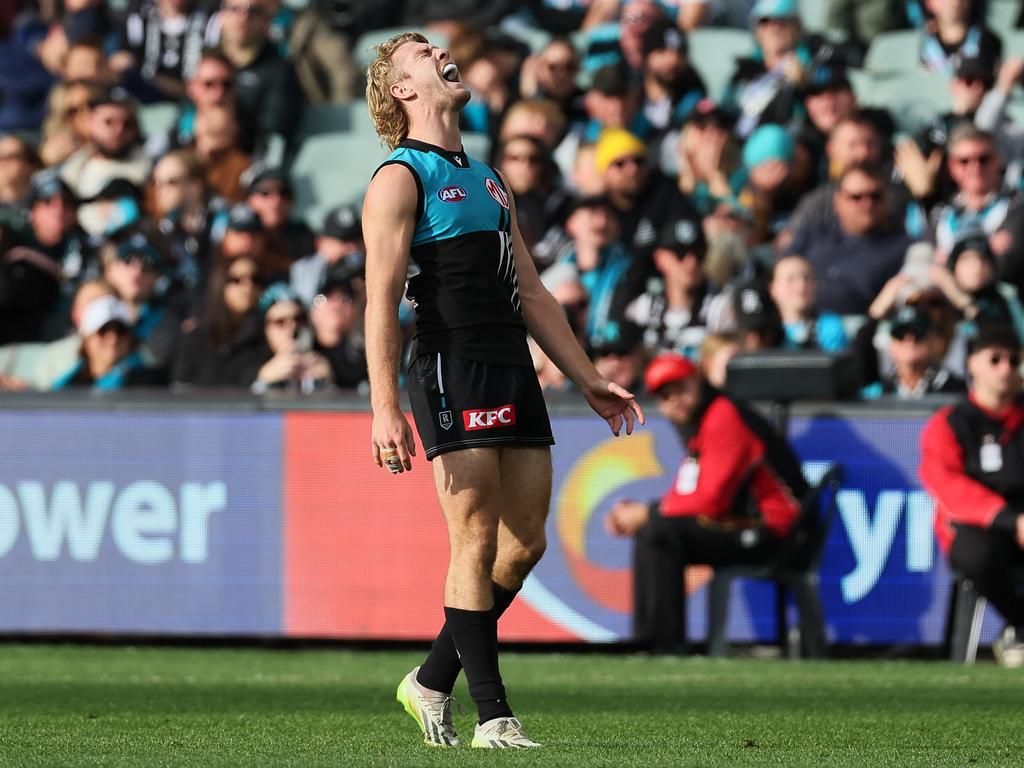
[
  {"xmin": 499, "ymin": 171, "xmax": 645, "ymax": 436},
  {"xmin": 364, "ymin": 163, "xmax": 419, "ymax": 472}
]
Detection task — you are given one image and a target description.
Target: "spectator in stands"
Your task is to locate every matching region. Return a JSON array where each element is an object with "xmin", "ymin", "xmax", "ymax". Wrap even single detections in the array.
[
  {"xmin": 251, "ymin": 282, "xmax": 332, "ymax": 393},
  {"xmin": 797, "ymin": 66, "xmax": 860, "ymax": 182},
  {"xmin": 497, "ymin": 134, "xmax": 572, "ymax": 262},
  {"xmin": 212, "ymin": 0, "xmax": 302, "ymax": 156},
  {"xmin": 219, "ymin": 202, "xmax": 287, "ymax": 281},
  {"xmin": 519, "ymin": 38, "xmax": 585, "ymax": 127},
  {"xmin": 699, "ymin": 332, "xmax": 740, "ymax": 388},
  {"xmin": 542, "ymin": 194, "xmax": 632, "ymax": 350},
  {"xmin": 192, "ymin": 104, "xmax": 250, "ymax": 202},
  {"xmin": 726, "ymin": 0, "xmax": 810, "ymax": 138},
  {"xmin": 827, "ymin": 0, "xmax": 910, "ymax": 55},
  {"xmin": 290, "ymin": 203, "xmax": 363, "ymax": 308},
  {"xmin": 112, "ymin": 0, "xmax": 211, "ymax": 101},
  {"xmin": 0, "ymin": 135, "xmax": 41, "ymax": 213},
  {"xmin": 638, "ymin": 18, "xmax": 705, "ymax": 136},
  {"xmin": 929, "ymin": 125, "xmax": 1024, "ymax": 294},
  {"xmin": 100, "ymin": 232, "xmax": 180, "ymax": 379},
  {"xmin": 0, "ymin": 278, "xmax": 115, "ymax": 390},
  {"xmin": 734, "ymin": 123, "xmax": 807, "ymax": 243},
  {"xmin": 591, "ymin": 324, "xmax": 647, "ymax": 391},
  {"xmin": 0, "ymin": 170, "xmax": 89, "ymax": 342},
  {"xmin": 60, "ymin": 88, "xmax": 151, "ymax": 204},
  {"xmin": 309, "ymin": 262, "xmax": 368, "ymax": 389},
  {"xmin": 769, "ymin": 254, "xmax": 848, "ymax": 351},
  {"xmin": 786, "ymin": 113, "xmax": 896, "ymax": 239},
  {"xmin": 604, "ymin": 352, "xmax": 808, "ymax": 654},
  {"xmin": 245, "ymin": 168, "xmax": 313, "ymax": 266},
  {"xmin": 39, "ymin": 81, "xmax": 100, "ymax": 167},
  {"xmin": 974, "ymin": 57, "xmax": 1024, "ymax": 180},
  {"xmin": 150, "ymin": 148, "xmax": 229, "ymax": 293},
  {"xmin": 674, "ymin": 100, "xmax": 739, "ymax": 216},
  {"xmin": 788, "ymin": 163, "xmax": 910, "ymax": 315},
  {"xmin": 172, "ymin": 253, "xmax": 269, "ymax": 387},
  {"xmin": 61, "ymin": 39, "xmax": 115, "ymax": 86},
  {"xmin": 50, "ymin": 295, "xmax": 155, "ymax": 389},
  {"xmin": 862, "ymin": 304, "xmax": 965, "ymax": 398},
  {"xmin": 0, "ymin": 11, "xmax": 57, "ymax": 133},
  {"xmin": 623, "ymin": 208, "xmax": 711, "ymax": 357},
  {"xmin": 499, "ymin": 98, "xmax": 569, "ymax": 154},
  {"xmin": 920, "ymin": 324, "xmax": 1024, "ymax": 667},
  {"xmin": 595, "ymin": 127, "xmax": 694, "ymax": 260},
  {"xmin": 286, "ymin": 3, "xmax": 358, "ymax": 105},
  {"xmin": 919, "ymin": 0, "xmax": 1001, "ymax": 75}
]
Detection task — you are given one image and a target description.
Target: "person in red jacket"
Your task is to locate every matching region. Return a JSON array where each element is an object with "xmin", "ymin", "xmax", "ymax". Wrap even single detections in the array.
[
  {"xmin": 919, "ymin": 324, "xmax": 1024, "ymax": 668},
  {"xmin": 605, "ymin": 352, "xmax": 808, "ymax": 654}
]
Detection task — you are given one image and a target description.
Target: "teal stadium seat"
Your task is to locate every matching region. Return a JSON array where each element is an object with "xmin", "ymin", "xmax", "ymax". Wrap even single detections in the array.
[
  {"xmin": 137, "ymin": 102, "xmax": 178, "ymax": 141},
  {"xmin": 688, "ymin": 28, "xmax": 754, "ymax": 101},
  {"xmin": 988, "ymin": 0, "xmax": 1018, "ymax": 32},
  {"xmin": 798, "ymin": 0, "xmax": 829, "ymax": 32},
  {"xmin": 864, "ymin": 29, "xmax": 921, "ymax": 75}
]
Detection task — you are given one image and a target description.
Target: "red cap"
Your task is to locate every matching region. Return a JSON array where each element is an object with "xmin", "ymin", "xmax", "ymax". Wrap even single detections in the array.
[{"xmin": 644, "ymin": 353, "xmax": 698, "ymax": 393}]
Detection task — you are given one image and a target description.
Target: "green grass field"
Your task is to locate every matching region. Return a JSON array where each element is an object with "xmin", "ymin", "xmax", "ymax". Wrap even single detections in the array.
[{"xmin": 1, "ymin": 644, "xmax": 1021, "ymax": 767}]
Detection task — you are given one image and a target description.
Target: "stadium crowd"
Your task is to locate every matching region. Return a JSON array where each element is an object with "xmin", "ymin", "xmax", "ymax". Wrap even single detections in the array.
[{"xmin": 1, "ymin": 0, "xmax": 1023, "ymax": 395}]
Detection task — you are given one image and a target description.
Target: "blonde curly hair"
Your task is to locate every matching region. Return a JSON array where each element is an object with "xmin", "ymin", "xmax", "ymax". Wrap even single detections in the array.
[{"xmin": 366, "ymin": 31, "xmax": 429, "ymax": 150}]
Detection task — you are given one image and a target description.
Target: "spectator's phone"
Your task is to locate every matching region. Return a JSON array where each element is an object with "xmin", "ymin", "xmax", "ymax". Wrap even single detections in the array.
[
  {"xmin": 294, "ymin": 327, "xmax": 313, "ymax": 354},
  {"xmin": 900, "ymin": 242, "xmax": 935, "ymax": 291}
]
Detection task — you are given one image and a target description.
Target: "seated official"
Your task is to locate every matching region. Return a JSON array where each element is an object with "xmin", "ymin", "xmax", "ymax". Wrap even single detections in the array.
[
  {"xmin": 604, "ymin": 353, "xmax": 809, "ymax": 654},
  {"xmin": 920, "ymin": 325, "xmax": 1024, "ymax": 668}
]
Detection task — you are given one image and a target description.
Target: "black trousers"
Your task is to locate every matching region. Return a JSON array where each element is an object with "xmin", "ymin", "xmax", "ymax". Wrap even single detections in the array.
[
  {"xmin": 950, "ymin": 524, "xmax": 1024, "ymax": 630},
  {"xmin": 633, "ymin": 514, "xmax": 783, "ymax": 653}
]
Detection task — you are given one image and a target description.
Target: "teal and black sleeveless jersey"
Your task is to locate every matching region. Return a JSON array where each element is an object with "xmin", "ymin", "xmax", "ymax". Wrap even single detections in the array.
[{"xmin": 374, "ymin": 139, "xmax": 531, "ymax": 365}]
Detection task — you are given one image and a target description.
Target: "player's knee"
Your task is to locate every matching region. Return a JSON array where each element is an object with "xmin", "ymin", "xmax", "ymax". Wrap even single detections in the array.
[
  {"xmin": 453, "ymin": 536, "xmax": 499, "ymax": 572},
  {"xmin": 509, "ymin": 533, "xmax": 547, "ymax": 573}
]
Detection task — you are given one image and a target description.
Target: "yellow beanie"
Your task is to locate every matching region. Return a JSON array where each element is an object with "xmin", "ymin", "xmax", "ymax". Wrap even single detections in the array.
[{"xmin": 594, "ymin": 128, "xmax": 647, "ymax": 173}]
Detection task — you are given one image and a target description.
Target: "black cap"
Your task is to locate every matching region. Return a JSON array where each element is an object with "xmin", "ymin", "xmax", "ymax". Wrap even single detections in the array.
[
  {"xmin": 641, "ymin": 18, "xmax": 688, "ymax": 59},
  {"xmin": 321, "ymin": 204, "xmax": 362, "ymax": 241},
  {"xmin": 28, "ymin": 168, "xmax": 76, "ymax": 206},
  {"xmin": 952, "ymin": 51, "xmax": 997, "ymax": 84},
  {"xmin": 804, "ymin": 64, "xmax": 852, "ymax": 96},
  {"xmin": 684, "ymin": 98, "xmax": 737, "ymax": 130},
  {"xmin": 889, "ymin": 305, "xmax": 934, "ymax": 339},
  {"xmin": 246, "ymin": 167, "xmax": 292, "ymax": 197},
  {"xmin": 732, "ymin": 280, "xmax": 778, "ymax": 333},
  {"xmin": 967, "ymin": 324, "xmax": 1021, "ymax": 356},
  {"xmin": 88, "ymin": 86, "xmax": 137, "ymax": 111},
  {"xmin": 590, "ymin": 65, "xmax": 631, "ymax": 97},
  {"xmin": 317, "ymin": 255, "xmax": 364, "ymax": 297},
  {"xmin": 657, "ymin": 211, "xmax": 706, "ymax": 257},
  {"xmin": 948, "ymin": 231, "xmax": 995, "ymax": 272},
  {"xmin": 567, "ymin": 193, "xmax": 615, "ymax": 216},
  {"xmin": 227, "ymin": 203, "xmax": 263, "ymax": 233},
  {"xmin": 591, "ymin": 321, "xmax": 643, "ymax": 356},
  {"xmin": 115, "ymin": 232, "xmax": 161, "ymax": 267}
]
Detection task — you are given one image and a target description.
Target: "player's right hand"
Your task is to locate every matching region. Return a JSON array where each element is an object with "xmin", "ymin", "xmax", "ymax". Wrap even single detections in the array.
[{"xmin": 371, "ymin": 406, "xmax": 416, "ymax": 474}]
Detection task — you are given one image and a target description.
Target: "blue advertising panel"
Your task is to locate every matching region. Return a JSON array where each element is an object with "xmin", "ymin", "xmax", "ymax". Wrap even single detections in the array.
[{"xmin": 0, "ymin": 411, "xmax": 283, "ymax": 635}]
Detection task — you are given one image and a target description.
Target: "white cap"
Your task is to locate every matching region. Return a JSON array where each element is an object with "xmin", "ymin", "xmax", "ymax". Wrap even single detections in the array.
[{"xmin": 79, "ymin": 295, "xmax": 134, "ymax": 336}]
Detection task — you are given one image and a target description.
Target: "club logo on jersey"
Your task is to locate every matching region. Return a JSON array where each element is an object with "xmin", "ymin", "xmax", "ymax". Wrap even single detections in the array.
[
  {"xmin": 463, "ymin": 404, "xmax": 516, "ymax": 431},
  {"xmin": 485, "ymin": 177, "xmax": 509, "ymax": 209},
  {"xmin": 439, "ymin": 410, "xmax": 453, "ymax": 431},
  {"xmin": 437, "ymin": 185, "xmax": 468, "ymax": 203}
]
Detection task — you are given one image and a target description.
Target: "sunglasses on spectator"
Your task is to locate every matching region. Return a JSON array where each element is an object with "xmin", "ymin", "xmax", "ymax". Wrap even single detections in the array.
[
  {"xmin": 199, "ymin": 78, "xmax": 233, "ymax": 90},
  {"xmin": 102, "ymin": 116, "xmax": 133, "ymax": 130},
  {"xmin": 953, "ymin": 153, "xmax": 993, "ymax": 167},
  {"xmin": 504, "ymin": 153, "xmax": 543, "ymax": 165},
  {"xmin": 543, "ymin": 59, "xmax": 577, "ymax": 73},
  {"xmin": 154, "ymin": 175, "xmax": 191, "ymax": 189},
  {"xmin": 97, "ymin": 322, "xmax": 131, "ymax": 338},
  {"xmin": 227, "ymin": 273, "xmax": 265, "ymax": 287},
  {"xmin": 611, "ymin": 155, "xmax": 644, "ymax": 169},
  {"xmin": 987, "ymin": 351, "xmax": 1021, "ymax": 368},
  {"xmin": 252, "ymin": 185, "xmax": 290, "ymax": 198},
  {"xmin": 0, "ymin": 151, "xmax": 26, "ymax": 163},
  {"xmin": 842, "ymin": 188, "xmax": 883, "ymax": 202},
  {"xmin": 223, "ymin": 3, "xmax": 267, "ymax": 15},
  {"xmin": 266, "ymin": 313, "xmax": 306, "ymax": 328},
  {"xmin": 891, "ymin": 328, "xmax": 929, "ymax": 342}
]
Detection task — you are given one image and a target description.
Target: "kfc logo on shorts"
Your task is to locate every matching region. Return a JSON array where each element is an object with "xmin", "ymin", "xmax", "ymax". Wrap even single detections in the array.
[
  {"xmin": 463, "ymin": 404, "xmax": 517, "ymax": 431},
  {"xmin": 485, "ymin": 178, "xmax": 509, "ymax": 209},
  {"xmin": 437, "ymin": 185, "xmax": 468, "ymax": 203}
]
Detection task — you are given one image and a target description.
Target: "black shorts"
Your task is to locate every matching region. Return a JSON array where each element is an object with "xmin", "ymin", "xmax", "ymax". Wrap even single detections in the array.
[{"xmin": 408, "ymin": 352, "xmax": 554, "ymax": 460}]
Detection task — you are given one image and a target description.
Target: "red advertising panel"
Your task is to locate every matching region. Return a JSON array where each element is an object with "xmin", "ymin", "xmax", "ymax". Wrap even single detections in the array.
[{"xmin": 282, "ymin": 412, "xmax": 574, "ymax": 641}]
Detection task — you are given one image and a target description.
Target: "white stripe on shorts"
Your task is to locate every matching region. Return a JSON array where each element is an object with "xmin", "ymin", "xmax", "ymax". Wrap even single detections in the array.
[{"xmin": 437, "ymin": 352, "xmax": 445, "ymax": 394}]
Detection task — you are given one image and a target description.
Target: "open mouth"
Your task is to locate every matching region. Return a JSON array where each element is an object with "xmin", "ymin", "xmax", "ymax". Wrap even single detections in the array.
[{"xmin": 441, "ymin": 62, "xmax": 460, "ymax": 82}]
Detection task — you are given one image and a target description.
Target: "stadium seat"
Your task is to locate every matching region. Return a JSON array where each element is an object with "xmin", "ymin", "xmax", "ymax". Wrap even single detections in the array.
[
  {"xmin": 852, "ymin": 70, "xmax": 952, "ymax": 133},
  {"xmin": 354, "ymin": 27, "xmax": 449, "ymax": 71},
  {"xmin": 988, "ymin": 0, "xmax": 1018, "ymax": 32},
  {"xmin": 1005, "ymin": 29, "xmax": 1024, "ymax": 56},
  {"xmin": 799, "ymin": 0, "xmax": 829, "ymax": 32},
  {"xmin": 137, "ymin": 102, "xmax": 178, "ymax": 141},
  {"xmin": 863, "ymin": 30, "xmax": 921, "ymax": 75},
  {"xmin": 947, "ymin": 575, "xmax": 986, "ymax": 664},
  {"xmin": 296, "ymin": 102, "xmax": 376, "ymax": 140},
  {"xmin": 291, "ymin": 131, "xmax": 390, "ymax": 226},
  {"xmin": 706, "ymin": 464, "xmax": 844, "ymax": 659},
  {"xmin": 688, "ymin": 29, "xmax": 754, "ymax": 101}
]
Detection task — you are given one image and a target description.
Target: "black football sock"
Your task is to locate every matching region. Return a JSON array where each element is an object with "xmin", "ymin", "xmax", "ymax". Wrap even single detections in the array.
[
  {"xmin": 443, "ymin": 605, "xmax": 514, "ymax": 724},
  {"xmin": 416, "ymin": 583, "xmax": 519, "ymax": 694}
]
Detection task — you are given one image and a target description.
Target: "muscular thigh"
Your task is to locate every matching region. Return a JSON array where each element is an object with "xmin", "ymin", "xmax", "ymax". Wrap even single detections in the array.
[
  {"xmin": 497, "ymin": 446, "xmax": 552, "ymax": 540},
  {"xmin": 432, "ymin": 447, "xmax": 503, "ymax": 534}
]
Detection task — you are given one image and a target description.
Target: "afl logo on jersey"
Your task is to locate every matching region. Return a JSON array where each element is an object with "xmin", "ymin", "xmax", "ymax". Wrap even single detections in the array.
[
  {"xmin": 485, "ymin": 177, "xmax": 509, "ymax": 209},
  {"xmin": 437, "ymin": 185, "xmax": 468, "ymax": 203}
]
